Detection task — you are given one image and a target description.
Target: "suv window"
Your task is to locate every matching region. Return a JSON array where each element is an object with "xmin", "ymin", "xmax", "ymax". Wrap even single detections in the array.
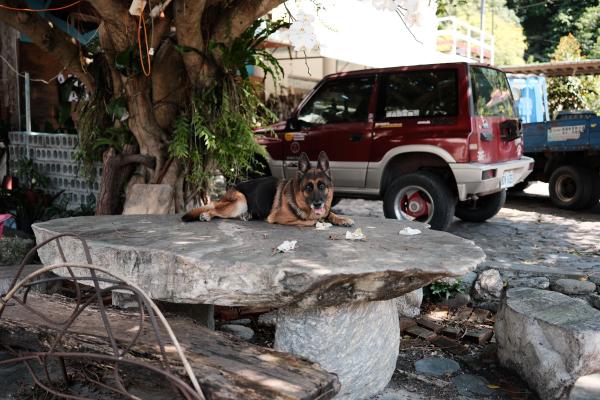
[
  {"xmin": 298, "ymin": 77, "xmax": 374, "ymax": 125},
  {"xmin": 470, "ymin": 66, "xmax": 515, "ymax": 117},
  {"xmin": 377, "ymin": 69, "xmax": 458, "ymax": 120}
]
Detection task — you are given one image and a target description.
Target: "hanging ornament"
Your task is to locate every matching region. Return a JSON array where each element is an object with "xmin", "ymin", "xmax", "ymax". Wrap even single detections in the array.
[
  {"xmin": 57, "ymin": 72, "xmax": 65, "ymax": 84},
  {"xmin": 68, "ymin": 91, "xmax": 79, "ymax": 102}
]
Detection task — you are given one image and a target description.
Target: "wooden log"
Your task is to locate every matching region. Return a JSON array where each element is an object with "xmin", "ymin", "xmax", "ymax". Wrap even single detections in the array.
[{"xmin": 0, "ymin": 293, "xmax": 339, "ymax": 400}]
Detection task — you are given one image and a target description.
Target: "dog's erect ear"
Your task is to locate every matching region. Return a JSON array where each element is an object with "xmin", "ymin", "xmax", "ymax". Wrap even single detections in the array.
[
  {"xmin": 298, "ymin": 152, "xmax": 311, "ymax": 175},
  {"xmin": 317, "ymin": 151, "xmax": 330, "ymax": 176}
]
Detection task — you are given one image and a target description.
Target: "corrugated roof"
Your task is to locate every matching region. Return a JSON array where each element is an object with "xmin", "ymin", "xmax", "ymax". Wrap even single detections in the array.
[{"xmin": 501, "ymin": 60, "xmax": 600, "ymax": 77}]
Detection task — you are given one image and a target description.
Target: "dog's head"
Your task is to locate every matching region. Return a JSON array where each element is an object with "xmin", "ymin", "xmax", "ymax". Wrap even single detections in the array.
[{"xmin": 294, "ymin": 151, "xmax": 333, "ymax": 218}]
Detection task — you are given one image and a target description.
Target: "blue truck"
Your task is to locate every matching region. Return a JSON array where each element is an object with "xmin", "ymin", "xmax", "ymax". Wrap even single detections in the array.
[{"xmin": 508, "ymin": 74, "xmax": 600, "ymax": 210}]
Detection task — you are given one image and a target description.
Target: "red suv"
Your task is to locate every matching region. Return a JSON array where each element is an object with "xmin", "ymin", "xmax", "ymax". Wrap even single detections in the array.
[{"xmin": 256, "ymin": 62, "xmax": 533, "ymax": 230}]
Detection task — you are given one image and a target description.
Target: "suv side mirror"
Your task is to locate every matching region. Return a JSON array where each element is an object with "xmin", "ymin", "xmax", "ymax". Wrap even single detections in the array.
[{"xmin": 286, "ymin": 117, "xmax": 300, "ymax": 131}]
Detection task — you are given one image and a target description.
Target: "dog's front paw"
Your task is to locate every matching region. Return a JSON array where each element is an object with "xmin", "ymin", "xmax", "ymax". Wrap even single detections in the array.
[
  {"xmin": 328, "ymin": 213, "xmax": 354, "ymax": 227},
  {"xmin": 337, "ymin": 217, "xmax": 354, "ymax": 227}
]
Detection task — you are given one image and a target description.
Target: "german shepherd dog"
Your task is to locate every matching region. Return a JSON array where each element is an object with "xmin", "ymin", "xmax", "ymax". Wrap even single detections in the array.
[{"xmin": 181, "ymin": 152, "xmax": 354, "ymax": 227}]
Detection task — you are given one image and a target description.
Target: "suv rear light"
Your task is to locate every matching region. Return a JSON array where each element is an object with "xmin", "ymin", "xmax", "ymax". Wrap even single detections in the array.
[
  {"xmin": 468, "ymin": 131, "xmax": 481, "ymax": 162},
  {"xmin": 482, "ymin": 169, "xmax": 497, "ymax": 180}
]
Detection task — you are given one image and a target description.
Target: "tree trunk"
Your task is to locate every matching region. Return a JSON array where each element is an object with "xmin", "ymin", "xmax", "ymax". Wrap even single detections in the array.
[{"xmin": 96, "ymin": 145, "xmax": 155, "ymax": 215}]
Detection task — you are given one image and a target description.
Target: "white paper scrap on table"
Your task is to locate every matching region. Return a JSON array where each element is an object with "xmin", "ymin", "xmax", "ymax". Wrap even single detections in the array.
[
  {"xmin": 345, "ymin": 228, "xmax": 366, "ymax": 240},
  {"xmin": 315, "ymin": 221, "xmax": 333, "ymax": 230},
  {"xmin": 399, "ymin": 227, "xmax": 421, "ymax": 236},
  {"xmin": 276, "ymin": 240, "xmax": 297, "ymax": 253}
]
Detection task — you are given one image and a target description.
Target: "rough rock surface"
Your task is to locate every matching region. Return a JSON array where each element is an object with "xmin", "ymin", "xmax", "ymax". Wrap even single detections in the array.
[
  {"xmin": 508, "ymin": 276, "xmax": 550, "ymax": 289},
  {"xmin": 395, "ymin": 288, "xmax": 423, "ymax": 318},
  {"xmin": 414, "ymin": 357, "xmax": 460, "ymax": 377},
  {"xmin": 495, "ymin": 288, "xmax": 600, "ymax": 400},
  {"xmin": 275, "ymin": 300, "xmax": 399, "ymax": 400},
  {"xmin": 473, "ymin": 269, "xmax": 503, "ymax": 300},
  {"xmin": 122, "ymin": 184, "xmax": 174, "ymax": 215},
  {"xmin": 220, "ymin": 324, "xmax": 254, "ymax": 341},
  {"xmin": 32, "ymin": 215, "xmax": 484, "ymax": 308},
  {"xmin": 588, "ymin": 294, "xmax": 600, "ymax": 310},
  {"xmin": 257, "ymin": 311, "xmax": 277, "ymax": 327},
  {"xmin": 551, "ymin": 279, "xmax": 596, "ymax": 295}
]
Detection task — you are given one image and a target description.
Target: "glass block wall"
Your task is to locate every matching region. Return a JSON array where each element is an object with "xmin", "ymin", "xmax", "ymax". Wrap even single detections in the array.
[{"xmin": 8, "ymin": 132, "xmax": 101, "ymax": 209}]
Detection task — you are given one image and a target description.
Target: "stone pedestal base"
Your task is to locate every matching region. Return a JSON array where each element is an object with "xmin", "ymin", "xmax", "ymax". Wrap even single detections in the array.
[
  {"xmin": 275, "ymin": 300, "xmax": 399, "ymax": 400},
  {"xmin": 156, "ymin": 302, "xmax": 215, "ymax": 330}
]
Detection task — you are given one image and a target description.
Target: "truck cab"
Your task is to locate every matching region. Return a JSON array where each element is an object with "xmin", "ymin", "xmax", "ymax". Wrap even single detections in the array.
[{"xmin": 257, "ymin": 62, "xmax": 533, "ymax": 230}]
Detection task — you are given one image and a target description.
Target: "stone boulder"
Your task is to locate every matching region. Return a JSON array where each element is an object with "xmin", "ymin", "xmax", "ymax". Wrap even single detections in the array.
[
  {"xmin": 473, "ymin": 269, "xmax": 503, "ymax": 300},
  {"xmin": 508, "ymin": 276, "xmax": 550, "ymax": 290},
  {"xmin": 551, "ymin": 279, "xmax": 596, "ymax": 296},
  {"xmin": 395, "ymin": 288, "xmax": 423, "ymax": 318},
  {"xmin": 495, "ymin": 288, "xmax": 600, "ymax": 400}
]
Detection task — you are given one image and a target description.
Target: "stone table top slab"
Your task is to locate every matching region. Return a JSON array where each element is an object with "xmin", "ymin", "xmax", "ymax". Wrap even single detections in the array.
[{"xmin": 33, "ymin": 215, "xmax": 485, "ymax": 308}]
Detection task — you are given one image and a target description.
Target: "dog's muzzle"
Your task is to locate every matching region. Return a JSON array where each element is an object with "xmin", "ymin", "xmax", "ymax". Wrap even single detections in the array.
[{"xmin": 311, "ymin": 202, "xmax": 325, "ymax": 216}]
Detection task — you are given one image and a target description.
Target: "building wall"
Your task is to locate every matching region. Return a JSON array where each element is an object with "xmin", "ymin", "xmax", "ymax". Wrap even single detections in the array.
[
  {"xmin": 0, "ymin": 21, "xmax": 19, "ymax": 130},
  {"xmin": 19, "ymin": 42, "xmax": 64, "ymax": 132},
  {"xmin": 260, "ymin": 47, "xmax": 370, "ymax": 119}
]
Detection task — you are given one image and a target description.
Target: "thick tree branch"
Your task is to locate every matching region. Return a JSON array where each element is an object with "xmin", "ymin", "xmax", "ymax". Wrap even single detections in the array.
[
  {"xmin": 214, "ymin": 0, "xmax": 286, "ymax": 44},
  {"xmin": 0, "ymin": 1, "xmax": 95, "ymax": 91},
  {"xmin": 173, "ymin": 0, "xmax": 208, "ymax": 86},
  {"xmin": 121, "ymin": 153, "xmax": 156, "ymax": 168},
  {"xmin": 87, "ymin": 0, "xmax": 136, "ymax": 51}
]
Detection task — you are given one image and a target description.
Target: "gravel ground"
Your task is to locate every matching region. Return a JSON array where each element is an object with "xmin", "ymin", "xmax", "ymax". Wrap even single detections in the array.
[{"xmin": 333, "ymin": 182, "xmax": 600, "ymax": 276}]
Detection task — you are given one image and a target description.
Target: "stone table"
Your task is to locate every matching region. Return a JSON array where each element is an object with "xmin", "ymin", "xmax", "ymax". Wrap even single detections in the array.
[{"xmin": 33, "ymin": 215, "xmax": 485, "ymax": 399}]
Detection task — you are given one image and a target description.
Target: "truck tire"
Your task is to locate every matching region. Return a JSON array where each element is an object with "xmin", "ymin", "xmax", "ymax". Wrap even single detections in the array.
[
  {"xmin": 383, "ymin": 171, "xmax": 456, "ymax": 231},
  {"xmin": 455, "ymin": 190, "xmax": 506, "ymax": 222},
  {"xmin": 548, "ymin": 166, "xmax": 594, "ymax": 210}
]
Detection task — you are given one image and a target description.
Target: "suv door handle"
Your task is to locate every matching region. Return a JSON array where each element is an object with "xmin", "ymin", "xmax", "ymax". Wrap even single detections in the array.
[{"xmin": 349, "ymin": 134, "xmax": 362, "ymax": 142}]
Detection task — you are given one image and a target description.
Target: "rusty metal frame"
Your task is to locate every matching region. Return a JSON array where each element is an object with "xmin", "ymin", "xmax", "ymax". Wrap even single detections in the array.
[{"xmin": 0, "ymin": 233, "xmax": 205, "ymax": 400}]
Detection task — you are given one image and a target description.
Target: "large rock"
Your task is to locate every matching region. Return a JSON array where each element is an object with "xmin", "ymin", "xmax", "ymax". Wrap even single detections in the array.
[
  {"xmin": 473, "ymin": 269, "xmax": 503, "ymax": 300},
  {"xmin": 495, "ymin": 288, "xmax": 600, "ymax": 400},
  {"xmin": 122, "ymin": 184, "xmax": 174, "ymax": 215},
  {"xmin": 551, "ymin": 279, "xmax": 596, "ymax": 295},
  {"xmin": 32, "ymin": 215, "xmax": 485, "ymax": 308},
  {"xmin": 395, "ymin": 288, "xmax": 423, "ymax": 318}
]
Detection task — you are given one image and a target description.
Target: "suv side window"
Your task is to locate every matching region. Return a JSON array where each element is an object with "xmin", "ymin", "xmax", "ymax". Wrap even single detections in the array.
[
  {"xmin": 298, "ymin": 77, "xmax": 374, "ymax": 125},
  {"xmin": 376, "ymin": 69, "xmax": 458, "ymax": 120}
]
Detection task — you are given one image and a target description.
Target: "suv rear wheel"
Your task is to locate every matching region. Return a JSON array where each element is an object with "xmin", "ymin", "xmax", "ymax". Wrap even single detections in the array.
[
  {"xmin": 455, "ymin": 190, "xmax": 506, "ymax": 222},
  {"xmin": 383, "ymin": 171, "xmax": 456, "ymax": 231},
  {"xmin": 549, "ymin": 166, "xmax": 594, "ymax": 210}
]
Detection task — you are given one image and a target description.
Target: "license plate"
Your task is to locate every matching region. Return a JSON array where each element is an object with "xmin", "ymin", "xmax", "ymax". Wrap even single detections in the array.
[{"xmin": 500, "ymin": 171, "xmax": 515, "ymax": 189}]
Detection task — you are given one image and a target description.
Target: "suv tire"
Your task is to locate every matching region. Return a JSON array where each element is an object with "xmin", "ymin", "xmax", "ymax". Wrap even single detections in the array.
[
  {"xmin": 383, "ymin": 171, "xmax": 456, "ymax": 231},
  {"xmin": 549, "ymin": 166, "xmax": 594, "ymax": 210},
  {"xmin": 455, "ymin": 190, "xmax": 506, "ymax": 222}
]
